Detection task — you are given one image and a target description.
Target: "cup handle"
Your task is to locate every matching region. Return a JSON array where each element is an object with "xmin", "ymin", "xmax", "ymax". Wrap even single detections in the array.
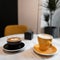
[
  {"xmin": 50, "ymin": 43, "xmax": 52, "ymax": 47},
  {"xmin": 48, "ymin": 41, "xmax": 52, "ymax": 47}
]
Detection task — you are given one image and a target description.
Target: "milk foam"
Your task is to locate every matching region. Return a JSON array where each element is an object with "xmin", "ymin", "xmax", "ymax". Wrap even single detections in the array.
[
  {"xmin": 7, "ymin": 37, "xmax": 21, "ymax": 42},
  {"xmin": 38, "ymin": 34, "xmax": 53, "ymax": 39}
]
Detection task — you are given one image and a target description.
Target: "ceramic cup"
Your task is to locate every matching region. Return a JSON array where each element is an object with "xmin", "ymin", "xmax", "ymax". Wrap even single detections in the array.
[{"xmin": 38, "ymin": 34, "xmax": 53, "ymax": 51}]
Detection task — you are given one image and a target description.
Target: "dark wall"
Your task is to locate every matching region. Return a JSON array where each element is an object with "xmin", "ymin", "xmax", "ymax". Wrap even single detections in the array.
[{"xmin": 0, "ymin": 0, "xmax": 18, "ymax": 37}]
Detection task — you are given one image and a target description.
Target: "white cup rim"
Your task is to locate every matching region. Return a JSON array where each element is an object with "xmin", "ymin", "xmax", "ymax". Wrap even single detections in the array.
[{"xmin": 38, "ymin": 34, "xmax": 53, "ymax": 40}]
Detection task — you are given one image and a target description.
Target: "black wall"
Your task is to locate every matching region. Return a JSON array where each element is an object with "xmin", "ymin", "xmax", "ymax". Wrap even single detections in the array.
[{"xmin": 0, "ymin": 0, "xmax": 18, "ymax": 37}]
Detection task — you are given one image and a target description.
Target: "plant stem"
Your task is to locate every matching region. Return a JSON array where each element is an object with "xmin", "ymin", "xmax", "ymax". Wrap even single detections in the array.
[
  {"xmin": 48, "ymin": 22, "xmax": 49, "ymax": 26},
  {"xmin": 49, "ymin": 11, "xmax": 52, "ymax": 26}
]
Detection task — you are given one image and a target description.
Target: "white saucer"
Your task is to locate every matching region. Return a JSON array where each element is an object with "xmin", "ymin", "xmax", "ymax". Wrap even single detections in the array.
[{"xmin": 33, "ymin": 44, "xmax": 58, "ymax": 56}]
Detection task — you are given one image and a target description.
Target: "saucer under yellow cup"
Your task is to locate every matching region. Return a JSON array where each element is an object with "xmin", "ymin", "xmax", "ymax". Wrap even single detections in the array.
[{"xmin": 33, "ymin": 44, "xmax": 57, "ymax": 56}]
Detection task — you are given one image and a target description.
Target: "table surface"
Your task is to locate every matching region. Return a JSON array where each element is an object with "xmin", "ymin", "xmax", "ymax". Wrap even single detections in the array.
[{"xmin": 0, "ymin": 34, "xmax": 60, "ymax": 60}]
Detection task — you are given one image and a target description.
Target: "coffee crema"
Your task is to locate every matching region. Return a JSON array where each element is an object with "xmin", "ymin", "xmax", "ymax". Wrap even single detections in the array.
[{"xmin": 7, "ymin": 37, "xmax": 21, "ymax": 42}]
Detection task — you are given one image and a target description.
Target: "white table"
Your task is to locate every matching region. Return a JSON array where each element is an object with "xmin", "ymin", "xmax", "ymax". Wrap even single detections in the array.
[{"xmin": 0, "ymin": 34, "xmax": 60, "ymax": 60}]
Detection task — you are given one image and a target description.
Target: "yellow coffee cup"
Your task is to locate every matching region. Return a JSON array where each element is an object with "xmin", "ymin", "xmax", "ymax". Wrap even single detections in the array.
[{"xmin": 38, "ymin": 34, "xmax": 53, "ymax": 51}]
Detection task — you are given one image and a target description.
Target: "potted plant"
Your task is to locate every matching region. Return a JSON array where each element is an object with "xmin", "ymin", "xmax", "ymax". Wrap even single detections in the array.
[
  {"xmin": 44, "ymin": 0, "xmax": 59, "ymax": 37},
  {"xmin": 44, "ymin": 13, "xmax": 56, "ymax": 37}
]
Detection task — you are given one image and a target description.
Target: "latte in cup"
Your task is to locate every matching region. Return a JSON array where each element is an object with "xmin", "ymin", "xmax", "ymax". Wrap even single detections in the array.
[
  {"xmin": 7, "ymin": 37, "xmax": 21, "ymax": 45},
  {"xmin": 38, "ymin": 34, "xmax": 53, "ymax": 51}
]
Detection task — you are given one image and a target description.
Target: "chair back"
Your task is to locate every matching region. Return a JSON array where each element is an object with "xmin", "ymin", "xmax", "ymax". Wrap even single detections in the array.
[{"xmin": 4, "ymin": 25, "xmax": 28, "ymax": 36}]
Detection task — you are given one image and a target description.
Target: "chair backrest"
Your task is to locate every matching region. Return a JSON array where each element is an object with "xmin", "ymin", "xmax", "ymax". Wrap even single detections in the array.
[{"xmin": 4, "ymin": 25, "xmax": 28, "ymax": 36}]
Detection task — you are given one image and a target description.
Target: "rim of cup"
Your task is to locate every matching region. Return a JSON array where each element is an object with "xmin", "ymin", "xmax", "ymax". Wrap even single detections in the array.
[{"xmin": 38, "ymin": 34, "xmax": 53, "ymax": 40}]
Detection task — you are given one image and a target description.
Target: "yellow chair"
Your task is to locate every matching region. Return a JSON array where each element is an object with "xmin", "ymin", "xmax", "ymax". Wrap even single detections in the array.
[{"xmin": 4, "ymin": 25, "xmax": 28, "ymax": 36}]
